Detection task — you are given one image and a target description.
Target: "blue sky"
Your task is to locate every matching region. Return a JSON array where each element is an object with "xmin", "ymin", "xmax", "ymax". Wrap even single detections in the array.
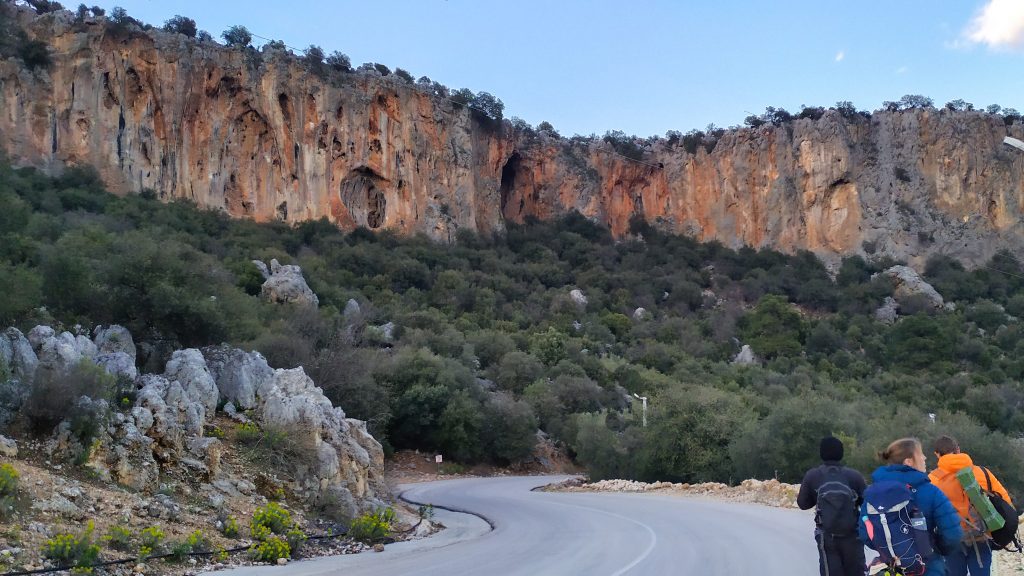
[{"xmin": 97, "ymin": 1, "xmax": 1024, "ymax": 137}]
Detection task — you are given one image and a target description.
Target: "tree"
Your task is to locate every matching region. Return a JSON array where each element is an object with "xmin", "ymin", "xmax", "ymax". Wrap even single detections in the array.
[
  {"xmin": 493, "ymin": 351, "xmax": 544, "ymax": 394},
  {"xmin": 481, "ymin": 393, "xmax": 538, "ymax": 463},
  {"xmin": 450, "ymin": 88, "xmax": 475, "ymax": 106},
  {"xmin": 393, "ymin": 68, "xmax": 414, "ymax": 84},
  {"xmin": 221, "ymin": 25, "xmax": 252, "ymax": 48},
  {"xmin": 372, "ymin": 63, "xmax": 391, "ymax": 76},
  {"xmin": 163, "ymin": 15, "xmax": 197, "ymax": 38},
  {"xmin": 898, "ymin": 94, "xmax": 934, "ymax": 109},
  {"xmin": 26, "ymin": 0, "xmax": 63, "ymax": 14},
  {"xmin": 472, "ymin": 91, "xmax": 504, "ymax": 121},
  {"xmin": 326, "ymin": 51, "xmax": 351, "ymax": 72},
  {"xmin": 537, "ymin": 121, "xmax": 558, "ymax": 136},
  {"xmin": 109, "ymin": 6, "xmax": 129, "ymax": 25},
  {"xmin": 636, "ymin": 386, "xmax": 752, "ymax": 483},
  {"xmin": 835, "ymin": 101, "xmax": 858, "ymax": 119},
  {"xmin": 303, "ymin": 45, "xmax": 324, "ymax": 72},
  {"xmin": 798, "ymin": 105, "xmax": 825, "ymax": 121},
  {"xmin": 737, "ymin": 295, "xmax": 806, "ymax": 359},
  {"xmin": 986, "ymin": 104, "xmax": 1002, "ymax": 115},
  {"xmin": 944, "ymin": 99, "xmax": 974, "ymax": 112}
]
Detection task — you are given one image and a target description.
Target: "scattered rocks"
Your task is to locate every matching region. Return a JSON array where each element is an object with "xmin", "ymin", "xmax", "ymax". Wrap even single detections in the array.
[
  {"xmin": 31, "ymin": 494, "xmax": 84, "ymax": 520},
  {"xmin": 632, "ymin": 307, "xmax": 649, "ymax": 321},
  {"xmin": 550, "ymin": 477, "xmax": 799, "ymax": 509}
]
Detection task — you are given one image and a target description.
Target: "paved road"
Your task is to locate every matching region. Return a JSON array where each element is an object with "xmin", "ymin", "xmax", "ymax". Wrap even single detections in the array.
[{"xmin": 212, "ymin": 476, "xmax": 821, "ymax": 576}]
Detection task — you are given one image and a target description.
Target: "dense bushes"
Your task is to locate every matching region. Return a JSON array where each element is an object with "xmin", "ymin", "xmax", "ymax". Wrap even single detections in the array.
[{"xmin": 4, "ymin": 158, "xmax": 1024, "ymax": 496}]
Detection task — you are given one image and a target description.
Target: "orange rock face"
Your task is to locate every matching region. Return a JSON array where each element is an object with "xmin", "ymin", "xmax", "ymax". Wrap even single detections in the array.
[{"xmin": 4, "ymin": 11, "xmax": 1024, "ymax": 265}]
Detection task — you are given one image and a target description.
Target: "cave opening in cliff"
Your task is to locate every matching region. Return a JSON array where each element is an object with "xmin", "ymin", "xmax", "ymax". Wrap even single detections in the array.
[
  {"xmin": 499, "ymin": 152, "xmax": 521, "ymax": 217},
  {"xmin": 367, "ymin": 186, "xmax": 386, "ymax": 228}
]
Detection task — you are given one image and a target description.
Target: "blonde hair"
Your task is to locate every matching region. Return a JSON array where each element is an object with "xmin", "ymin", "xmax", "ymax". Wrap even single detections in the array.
[{"xmin": 879, "ymin": 437, "xmax": 921, "ymax": 465}]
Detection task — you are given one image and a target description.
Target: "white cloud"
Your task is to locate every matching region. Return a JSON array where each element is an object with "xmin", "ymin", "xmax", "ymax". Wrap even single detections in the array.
[
  {"xmin": 834, "ymin": 50, "xmax": 845, "ymax": 62},
  {"xmin": 965, "ymin": 0, "xmax": 1024, "ymax": 49},
  {"xmin": 896, "ymin": 66, "xmax": 908, "ymax": 74}
]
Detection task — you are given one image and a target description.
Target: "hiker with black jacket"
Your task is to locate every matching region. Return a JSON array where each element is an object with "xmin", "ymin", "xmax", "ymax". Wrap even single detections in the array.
[{"xmin": 798, "ymin": 436, "xmax": 868, "ymax": 576}]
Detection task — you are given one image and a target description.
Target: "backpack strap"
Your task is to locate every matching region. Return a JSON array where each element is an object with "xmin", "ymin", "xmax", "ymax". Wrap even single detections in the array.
[{"xmin": 982, "ymin": 466, "xmax": 994, "ymax": 494}]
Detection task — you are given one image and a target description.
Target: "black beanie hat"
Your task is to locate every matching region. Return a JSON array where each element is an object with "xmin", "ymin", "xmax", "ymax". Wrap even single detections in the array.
[{"xmin": 820, "ymin": 436, "xmax": 844, "ymax": 462}]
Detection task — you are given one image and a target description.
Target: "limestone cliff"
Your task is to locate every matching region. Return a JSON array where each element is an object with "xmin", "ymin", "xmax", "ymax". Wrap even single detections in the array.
[{"xmin": 3, "ymin": 8, "xmax": 1024, "ymax": 266}]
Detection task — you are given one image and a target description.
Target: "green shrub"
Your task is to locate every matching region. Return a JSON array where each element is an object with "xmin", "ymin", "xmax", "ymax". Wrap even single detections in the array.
[
  {"xmin": 285, "ymin": 527, "xmax": 306, "ymax": 556},
  {"xmin": 250, "ymin": 535, "xmax": 290, "ymax": 563},
  {"xmin": 138, "ymin": 526, "xmax": 165, "ymax": 558},
  {"xmin": 43, "ymin": 521, "xmax": 100, "ymax": 572},
  {"xmin": 347, "ymin": 508, "xmax": 395, "ymax": 542},
  {"xmin": 0, "ymin": 463, "xmax": 18, "ymax": 496},
  {"xmin": 251, "ymin": 502, "xmax": 295, "ymax": 536},
  {"xmin": 23, "ymin": 360, "xmax": 114, "ymax": 440},
  {"xmin": 220, "ymin": 515, "xmax": 240, "ymax": 538},
  {"xmin": 0, "ymin": 464, "xmax": 15, "ymax": 519},
  {"xmin": 103, "ymin": 525, "xmax": 132, "ymax": 552},
  {"xmin": 168, "ymin": 530, "xmax": 209, "ymax": 562}
]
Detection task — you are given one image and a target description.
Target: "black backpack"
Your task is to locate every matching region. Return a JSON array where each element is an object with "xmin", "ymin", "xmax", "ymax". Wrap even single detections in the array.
[
  {"xmin": 816, "ymin": 465, "xmax": 859, "ymax": 536},
  {"xmin": 981, "ymin": 467, "xmax": 1021, "ymax": 552}
]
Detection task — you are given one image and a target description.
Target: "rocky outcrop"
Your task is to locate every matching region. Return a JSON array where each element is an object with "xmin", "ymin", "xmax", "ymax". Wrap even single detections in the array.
[
  {"xmin": 202, "ymin": 346, "xmax": 273, "ymax": 410},
  {"xmin": 255, "ymin": 367, "xmax": 385, "ymax": 513},
  {"xmin": 0, "ymin": 321, "xmax": 384, "ymax": 512},
  {"xmin": 732, "ymin": 345, "xmax": 758, "ymax": 366},
  {"xmin": 254, "ymin": 259, "xmax": 319, "ymax": 307},
  {"xmin": 4, "ymin": 7, "xmax": 1024, "ymax": 265},
  {"xmin": 878, "ymin": 265, "xmax": 946, "ymax": 309}
]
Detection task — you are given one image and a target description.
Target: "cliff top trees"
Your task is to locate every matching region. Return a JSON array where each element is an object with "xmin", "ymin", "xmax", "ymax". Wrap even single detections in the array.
[
  {"xmin": 221, "ymin": 25, "xmax": 252, "ymax": 48},
  {"xmin": 163, "ymin": 15, "xmax": 197, "ymax": 38}
]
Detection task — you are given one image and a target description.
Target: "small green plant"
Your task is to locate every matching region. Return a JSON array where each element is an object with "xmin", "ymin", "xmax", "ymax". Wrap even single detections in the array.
[
  {"xmin": 285, "ymin": 527, "xmax": 306, "ymax": 557},
  {"xmin": 103, "ymin": 525, "xmax": 132, "ymax": 552},
  {"xmin": 138, "ymin": 526, "xmax": 165, "ymax": 558},
  {"xmin": 250, "ymin": 535, "xmax": 290, "ymax": 563},
  {"xmin": 439, "ymin": 462, "xmax": 466, "ymax": 475},
  {"xmin": 236, "ymin": 421, "xmax": 260, "ymax": 442},
  {"xmin": 186, "ymin": 530, "xmax": 209, "ymax": 552},
  {"xmin": 221, "ymin": 514, "xmax": 240, "ymax": 538},
  {"xmin": 347, "ymin": 507, "xmax": 395, "ymax": 542},
  {"xmin": 251, "ymin": 502, "xmax": 294, "ymax": 536},
  {"xmin": 418, "ymin": 504, "xmax": 435, "ymax": 520},
  {"xmin": 272, "ymin": 487, "xmax": 286, "ymax": 501},
  {"xmin": 0, "ymin": 463, "xmax": 19, "ymax": 496},
  {"xmin": 168, "ymin": 540, "xmax": 192, "ymax": 563},
  {"xmin": 250, "ymin": 523, "xmax": 271, "ymax": 542},
  {"xmin": 42, "ymin": 521, "xmax": 100, "ymax": 572},
  {"xmin": 206, "ymin": 425, "xmax": 225, "ymax": 439},
  {"xmin": 212, "ymin": 546, "xmax": 229, "ymax": 562},
  {"xmin": 0, "ymin": 464, "xmax": 18, "ymax": 520}
]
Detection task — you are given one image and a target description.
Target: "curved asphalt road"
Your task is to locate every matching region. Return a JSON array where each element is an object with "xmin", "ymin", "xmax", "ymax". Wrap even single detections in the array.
[{"xmin": 210, "ymin": 476, "xmax": 821, "ymax": 576}]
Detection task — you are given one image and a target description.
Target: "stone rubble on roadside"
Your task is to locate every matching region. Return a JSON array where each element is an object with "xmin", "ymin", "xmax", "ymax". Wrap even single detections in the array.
[{"xmin": 549, "ymin": 476, "xmax": 800, "ymax": 509}]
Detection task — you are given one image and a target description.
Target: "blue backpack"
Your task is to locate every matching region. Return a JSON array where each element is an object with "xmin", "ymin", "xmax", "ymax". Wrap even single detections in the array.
[{"xmin": 862, "ymin": 481, "xmax": 933, "ymax": 576}]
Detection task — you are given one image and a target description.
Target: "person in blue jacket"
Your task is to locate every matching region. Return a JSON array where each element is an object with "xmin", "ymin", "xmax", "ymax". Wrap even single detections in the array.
[{"xmin": 859, "ymin": 437, "xmax": 963, "ymax": 576}]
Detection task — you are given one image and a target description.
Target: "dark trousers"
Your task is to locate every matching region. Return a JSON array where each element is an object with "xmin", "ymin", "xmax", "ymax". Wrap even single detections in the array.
[{"xmin": 815, "ymin": 532, "xmax": 866, "ymax": 576}]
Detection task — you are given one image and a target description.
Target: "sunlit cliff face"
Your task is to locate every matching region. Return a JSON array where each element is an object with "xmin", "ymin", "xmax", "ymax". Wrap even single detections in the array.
[{"xmin": 4, "ymin": 10, "xmax": 1024, "ymax": 266}]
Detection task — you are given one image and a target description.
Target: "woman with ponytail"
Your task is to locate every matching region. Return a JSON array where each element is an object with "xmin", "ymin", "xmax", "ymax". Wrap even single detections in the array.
[{"xmin": 858, "ymin": 438, "xmax": 962, "ymax": 575}]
